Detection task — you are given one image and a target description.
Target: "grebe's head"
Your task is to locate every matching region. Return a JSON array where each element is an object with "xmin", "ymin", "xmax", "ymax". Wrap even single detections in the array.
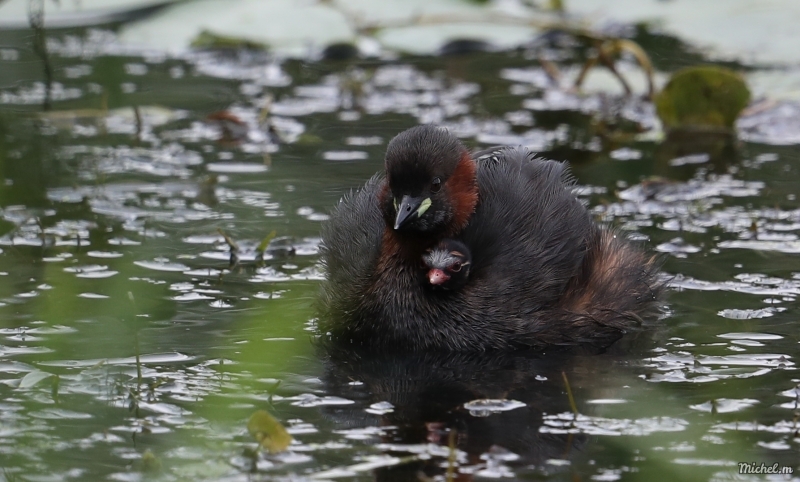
[{"xmin": 382, "ymin": 125, "xmax": 478, "ymax": 234}]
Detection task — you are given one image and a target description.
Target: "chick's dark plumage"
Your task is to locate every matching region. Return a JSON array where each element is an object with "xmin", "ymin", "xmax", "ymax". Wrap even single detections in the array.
[
  {"xmin": 319, "ymin": 125, "xmax": 662, "ymax": 352},
  {"xmin": 423, "ymin": 239, "xmax": 472, "ymax": 290}
]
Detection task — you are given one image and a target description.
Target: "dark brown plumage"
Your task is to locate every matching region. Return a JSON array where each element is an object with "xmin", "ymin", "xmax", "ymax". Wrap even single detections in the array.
[{"xmin": 319, "ymin": 125, "xmax": 663, "ymax": 352}]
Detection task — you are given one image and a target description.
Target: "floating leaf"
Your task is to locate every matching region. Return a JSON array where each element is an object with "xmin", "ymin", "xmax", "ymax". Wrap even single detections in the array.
[
  {"xmin": 655, "ymin": 66, "xmax": 750, "ymax": 130},
  {"xmin": 296, "ymin": 133, "xmax": 323, "ymax": 145},
  {"xmin": 141, "ymin": 449, "xmax": 162, "ymax": 472},
  {"xmin": 247, "ymin": 410, "xmax": 292, "ymax": 453},
  {"xmin": 256, "ymin": 231, "xmax": 278, "ymax": 254},
  {"xmin": 19, "ymin": 370, "xmax": 53, "ymax": 389}
]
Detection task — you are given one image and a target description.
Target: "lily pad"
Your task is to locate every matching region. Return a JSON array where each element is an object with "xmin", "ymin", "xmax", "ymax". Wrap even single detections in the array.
[
  {"xmin": 117, "ymin": 0, "xmax": 549, "ymax": 56},
  {"xmin": 566, "ymin": 0, "xmax": 800, "ymax": 66},
  {"xmin": 0, "ymin": 0, "xmax": 177, "ymax": 29},
  {"xmin": 247, "ymin": 409, "xmax": 292, "ymax": 453},
  {"xmin": 119, "ymin": 0, "xmax": 354, "ymax": 56},
  {"xmin": 655, "ymin": 66, "xmax": 750, "ymax": 130}
]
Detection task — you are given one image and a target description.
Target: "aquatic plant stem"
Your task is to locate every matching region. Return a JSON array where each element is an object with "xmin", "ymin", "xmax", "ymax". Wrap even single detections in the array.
[
  {"xmin": 562, "ymin": 371, "xmax": 579, "ymax": 417},
  {"xmin": 446, "ymin": 429, "xmax": 457, "ymax": 482},
  {"xmin": 28, "ymin": 0, "xmax": 52, "ymax": 112}
]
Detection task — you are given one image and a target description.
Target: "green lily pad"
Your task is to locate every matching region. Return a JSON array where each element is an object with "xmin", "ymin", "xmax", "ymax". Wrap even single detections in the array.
[
  {"xmin": 655, "ymin": 66, "xmax": 750, "ymax": 130},
  {"xmin": 247, "ymin": 410, "xmax": 292, "ymax": 453}
]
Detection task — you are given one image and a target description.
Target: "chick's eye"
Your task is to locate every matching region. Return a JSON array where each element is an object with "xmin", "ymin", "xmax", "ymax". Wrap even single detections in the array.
[
  {"xmin": 450, "ymin": 261, "xmax": 462, "ymax": 272},
  {"xmin": 430, "ymin": 177, "xmax": 442, "ymax": 193}
]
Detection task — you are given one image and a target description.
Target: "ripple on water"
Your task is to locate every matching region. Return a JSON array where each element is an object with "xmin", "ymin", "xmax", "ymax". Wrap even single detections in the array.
[
  {"xmin": 182, "ymin": 234, "xmax": 224, "ymax": 244},
  {"xmin": 79, "ymin": 292, "xmax": 110, "ymax": 299},
  {"xmin": 346, "ymin": 136, "xmax": 382, "ymax": 146},
  {"xmin": 323, "ymin": 150, "xmax": 369, "ymax": 161},
  {"xmin": 64, "ymin": 265, "xmax": 110, "ymax": 274},
  {"xmin": 297, "ymin": 207, "xmax": 330, "ymax": 222},
  {"xmin": 30, "ymin": 409, "xmax": 93, "ymax": 420},
  {"xmin": 0, "ymin": 346, "xmax": 53, "ymax": 356},
  {"xmin": 645, "ymin": 351, "xmax": 791, "ymax": 383},
  {"xmin": 134, "ymin": 260, "xmax": 190, "ymax": 272},
  {"xmin": 718, "ymin": 239, "xmax": 800, "ymax": 253},
  {"xmin": 656, "ymin": 237, "xmax": 702, "ymax": 256},
  {"xmin": 290, "ymin": 266, "xmax": 325, "ymax": 281},
  {"xmin": 463, "ymin": 399, "xmax": 526, "ymax": 417},
  {"xmin": 249, "ymin": 267, "xmax": 291, "ymax": 283},
  {"xmin": 253, "ymin": 291, "xmax": 285, "ymax": 300},
  {"xmin": 738, "ymin": 99, "xmax": 800, "ymax": 145},
  {"xmin": 711, "ymin": 420, "xmax": 799, "ymax": 435},
  {"xmin": 290, "ymin": 394, "xmax": 355, "ymax": 408},
  {"xmin": 172, "ymin": 292, "xmax": 214, "ymax": 301},
  {"xmin": 717, "ymin": 308, "xmax": 781, "ymax": 319},
  {"xmin": 26, "ymin": 325, "xmax": 78, "ymax": 335},
  {"xmin": 668, "ymin": 274, "xmax": 800, "ymax": 297},
  {"xmin": 541, "ymin": 413, "xmax": 688, "ymax": 436},
  {"xmin": 365, "ymin": 401, "xmax": 394, "ymax": 415},
  {"xmin": 477, "ymin": 446, "xmax": 520, "ymax": 478},
  {"xmin": 587, "ymin": 399, "xmax": 628, "ymax": 405},
  {"xmin": 376, "ymin": 443, "xmax": 468, "ymax": 463},
  {"xmin": 108, "ymin": 237, "xmax": 141, "ymax": 246},
  {"xmin": 206, "ymin": 163, "xmax": 269, "ymax": 173},
  {"xmin": 39, "ymin": 352, "xmax": 193, "ymax": 368},
  {"xmin": 333, "ymin": 426, "xmax": 393, "ymax": 441},
  {"xmin": 717, "ymin": 332, "xmax": 783, "ymax": 341},
  {"xmin": 76, "ymin": 270, "xmax": 119, "ymax": 279},
  {"xmin": 87, "ymin": 251, "xmax": 124, "ymax": 258},
  {"xmin": 310, "ymin": 455, "xmax": 403, "ymax": 479},
  {"xmin": 689, "ymin": 398, "xmax": 759, "ymax": 413},
  {"xmin": 15, "ymin": 291, "xmax": 39, "ymax": 298}
]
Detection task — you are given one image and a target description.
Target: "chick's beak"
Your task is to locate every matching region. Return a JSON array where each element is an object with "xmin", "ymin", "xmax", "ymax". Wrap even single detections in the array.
[
  {"xmin": 428, "ymin": 268, "xmax": 450, "ymax": 285},
  {"xmin": 394, "ymin": 195, "xmax": 427, "ymax": 230}
]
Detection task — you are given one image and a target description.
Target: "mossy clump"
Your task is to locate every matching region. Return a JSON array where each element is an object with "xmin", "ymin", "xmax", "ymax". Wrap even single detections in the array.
[{"xmin": 655, "ymin": 65, "xmax": 750, "ymax": 130}]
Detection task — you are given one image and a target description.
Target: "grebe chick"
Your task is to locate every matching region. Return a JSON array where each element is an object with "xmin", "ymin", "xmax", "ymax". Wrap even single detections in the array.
[{"xmin": 422, "ymin": 239, "xmax": 472, "ymax": 290}]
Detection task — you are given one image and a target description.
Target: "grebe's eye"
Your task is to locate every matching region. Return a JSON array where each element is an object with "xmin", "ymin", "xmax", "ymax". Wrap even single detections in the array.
[
  {"xmin": 430, "ymin": 177, "xmax": 442, "ymax": 193},
  {"xmin": 450, "ymin": 261, "xmax": 462, "ymax": 272}
]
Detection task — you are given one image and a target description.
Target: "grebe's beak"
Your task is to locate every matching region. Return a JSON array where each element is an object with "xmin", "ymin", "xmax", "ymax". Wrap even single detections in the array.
[
  {"xmin": 394, "ymin": 195, "xmax": 431, "ymax": 230},
  {"xmin": 428, "ymin": 268, "xmax": 450, "ymax": 285}
]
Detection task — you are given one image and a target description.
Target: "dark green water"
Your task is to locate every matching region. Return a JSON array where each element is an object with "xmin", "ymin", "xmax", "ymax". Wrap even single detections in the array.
[{"xmin": 0, "ymin": 25, "xmax": 798, "ymax": 481}]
